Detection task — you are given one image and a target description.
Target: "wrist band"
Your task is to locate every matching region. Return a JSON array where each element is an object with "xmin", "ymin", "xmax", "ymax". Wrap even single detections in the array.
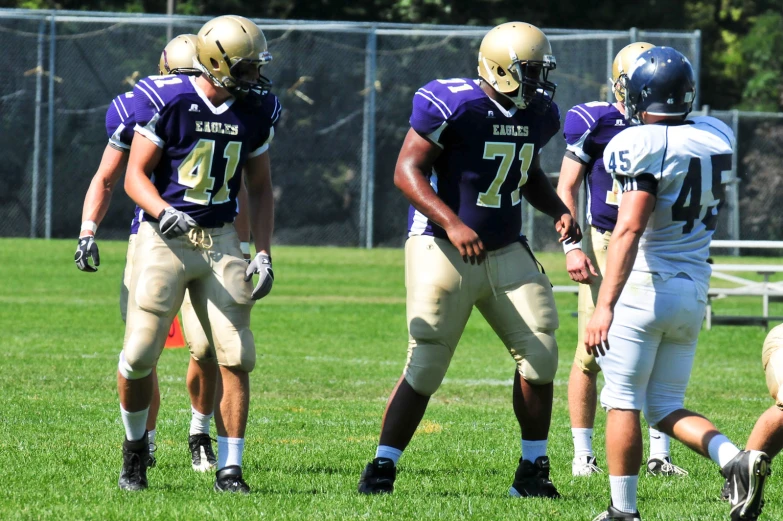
[
  {"xmin": 563, "ymin": 241, "xmax": 582, "ymax": 254},
  {"xmin": 240, "ymin": 242, "xmax": 251, "ymax": 255},
  {"xmin": 81, "ymin": 220, "xmax": 98, "ymax": 233}
]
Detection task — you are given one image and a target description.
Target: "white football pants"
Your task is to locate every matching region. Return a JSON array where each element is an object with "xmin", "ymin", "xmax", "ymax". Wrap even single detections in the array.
[{"xmin": 597, "ymin": 271, "xmax": 706, "ymax": 426}]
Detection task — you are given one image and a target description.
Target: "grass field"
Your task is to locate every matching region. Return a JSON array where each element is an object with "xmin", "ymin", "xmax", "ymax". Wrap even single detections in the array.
[{"xmin": 1, "ymin": 238, "xmax": 781, "ymax": 520}]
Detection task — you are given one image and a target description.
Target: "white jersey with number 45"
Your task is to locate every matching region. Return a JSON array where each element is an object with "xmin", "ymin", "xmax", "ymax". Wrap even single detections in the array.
[{"xmin": 603, "ymin": 116, "xmax": 735, "ymax": 300}]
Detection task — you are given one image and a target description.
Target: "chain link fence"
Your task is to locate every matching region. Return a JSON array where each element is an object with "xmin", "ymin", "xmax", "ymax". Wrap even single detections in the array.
[{"xmin": 4, "ymin": 10, "xmax": 747, "ymax": 252}]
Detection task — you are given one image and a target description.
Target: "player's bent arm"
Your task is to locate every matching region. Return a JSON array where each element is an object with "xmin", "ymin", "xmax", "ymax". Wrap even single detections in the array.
[
  {"xmin": 393, "ymin": 128, "xmax": 456, "ymax": 229},
  {"xmin": 124, "ymin": 132, "xmax": 168, "ymax": 219},
  {"xmin": 594, "ymin": 189, "xmax": 656, "ymax": 311},
  {"xmin": 244, "ymin": 152, "xmax": 273, "ymax": 256},
  {"xmin": 80, "ymin": 145, "xmax": 129, "ymax": 236}
]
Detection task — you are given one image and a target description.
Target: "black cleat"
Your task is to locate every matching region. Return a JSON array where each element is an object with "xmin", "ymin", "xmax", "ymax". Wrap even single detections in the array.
[
  {"xmin": 357, "ymin": 457, "xmax": 396, "ymax": 494},
  {"xmin": 118, "ymin": 432, "xmax": 149, "ymax": 491},
  {"xmin": 721, "ymin": 477, "xmax": 731, "ymax": 501},
  {"xmin": 509, "ymin": 456, "xmax": 561, "ymax": 498},
  {"xmin": 214, "ymin": 465, "xmax": 250, "ymax": 494},
  {"xmin": 188, "ymin": 433, "xmax": 217, "ymax": 472},
  {"xmin": 592, "ymin": 502, "xmax": 642, "ymax": 520},
  {"xmin": 721, "ymin": 450, "xmax": 771, "ymax": 520}
]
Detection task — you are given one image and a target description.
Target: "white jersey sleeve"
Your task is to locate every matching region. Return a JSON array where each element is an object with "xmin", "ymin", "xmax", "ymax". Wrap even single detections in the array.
[{"xmin": 604, "ymin": 126, "xmax": 663, "ymax": 181}]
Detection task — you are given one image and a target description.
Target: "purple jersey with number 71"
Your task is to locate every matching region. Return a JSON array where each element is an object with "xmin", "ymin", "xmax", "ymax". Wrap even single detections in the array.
[
  {"xmin": 407, "ymin": 78, "xmax": 560, "ymax": 251},
  {"xmin": 133, "ymin": 74, "xmax": 281, "ymax": 228}
]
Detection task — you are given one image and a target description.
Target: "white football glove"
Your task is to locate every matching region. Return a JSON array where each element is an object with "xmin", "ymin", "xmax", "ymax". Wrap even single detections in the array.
[
  {"xmin": 244, "ymin": 252, "xmax": 274, "ymax": 300},
  {"xmin": 74, "ymin": 235, "xmax": 100, "ymax": 272},
  {"xmin": 158, "ymin": 207, "xmax": 197, "ymax": 239}
]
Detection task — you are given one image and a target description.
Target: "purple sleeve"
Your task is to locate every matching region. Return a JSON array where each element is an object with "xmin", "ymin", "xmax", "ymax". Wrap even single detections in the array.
[
  {"xmin": 409, "ymin": 86, "xmax": 451, "ymax": 138},
  {"xmin": 563, "ymin": 105, "xmax": 594, "ymax": 162},
  {"xmin": 538, "ymin": 102, "xmax": 561, "ymax": 150},
  {"xmin": 132, "ymin": 80, "xmax": 167, "ymax": 148},
  {"xmin": 105, "ymin": 100, "xmax": 124, "ymax": 141}
]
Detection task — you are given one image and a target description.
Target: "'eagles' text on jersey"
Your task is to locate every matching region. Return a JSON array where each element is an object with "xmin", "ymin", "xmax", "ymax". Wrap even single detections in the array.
[
  {"xmin": 603, "ymin": 116, "xmax": 734, "ymax": 300},
  {"xmin": 563, "ymin": 101, "xmax": 628, "ymax": 231},
  {"xmin": 133, "ymin": 74, "xmax": 281, "ymax": 228},
  {"xmin": 408, "ymin": 78, "xmax": 560, "ymax": 251}
]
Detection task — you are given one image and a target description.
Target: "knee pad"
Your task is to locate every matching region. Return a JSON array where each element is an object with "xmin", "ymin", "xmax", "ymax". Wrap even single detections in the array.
[
  {"xmin": 574, "ymin": 343, "xmax": 601, "ymax": 374},
  {"xmin": 403, "ymin": 341, "xmax": 452, "ymax": 396},
  {"xmin": 122, "ymin": 322, "xmax": 168, "ymax": 377},
  {"xmin": 514, "ymin": 331, "xmax": 558, "ymax": 385},
  {"xmin": 118, "ymin": 350, "xmax": 153, "ymax": 380},
  {"xmin": 216, "ymin": 327, "xmax": 256, "ymax": 373},
  {"xmin": 644, "ymin": 400, "xmax": 683, "ymax": 428}
]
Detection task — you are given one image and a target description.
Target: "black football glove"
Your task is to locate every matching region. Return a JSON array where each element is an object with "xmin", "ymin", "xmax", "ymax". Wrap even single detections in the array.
[
  {"xmin": 158, "ymin": 207, "xmax": 197, "ymax": 239},
  {"xmin": 74, "ymin": 235, "xmax": 100, "ymax": 272},
  {"xmin": 244, "ymin": 252, "xmax": 274, "ymax": 300}
]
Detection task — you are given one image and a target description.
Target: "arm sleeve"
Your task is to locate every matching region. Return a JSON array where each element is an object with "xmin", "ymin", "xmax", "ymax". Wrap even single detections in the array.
[
  {"xmin": 603, "ymin": 127, "xmax": 661, "ymax": 179},
  {"xmin": 615, "ymin": 173, "xmax": 659, "ymax": 194},
  {"xmin": 537, "ymin": 101, "xmax": 561, "ymax": 151},
  {"xmin": 249, "ymin": 94, "xmax": 282, "ymax": 158},
  {"xmin": 105, "ymin": 97, "xmax": 131, "ymax": 151},
  {"xmin": 132, "ymin": 79, "xmax": 167, "ymax": 148},
  {"xmin": 410, "ymin": 86, "xmax": 452, "ymax": 148},
  {"xmin": 563, "ymin": 106, "xmax": 594, "ymax": 163}
]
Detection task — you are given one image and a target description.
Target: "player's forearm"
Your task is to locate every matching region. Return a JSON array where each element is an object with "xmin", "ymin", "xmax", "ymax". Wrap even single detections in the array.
[
  {"xmin": 124, "ymin": 169, "xmax": 169, "ymax": 220},
  {"xmin": 595, "ymin": 226, "xmax": 641, "ymax": 309},
  {"xmin": 523, "ymin": 167, "xmax": 571, "ymax": 220},
  {"xmin": 234, "ymin": 176, "xmax": 251, "ymax": 243},
  {"xmin": 245, "ymin": 155, "xmax": 274, "ymax": 255},
  {"xmin": 395, "ymin": 167, "xmax": 461, "ymax": 231},
  {"xmin": 556, "ymin": 157, "xmax": 585, "ymax": 220},
  {"xmin": 80, "ymin": 147, "xmax": 128, "ymax": 232}
]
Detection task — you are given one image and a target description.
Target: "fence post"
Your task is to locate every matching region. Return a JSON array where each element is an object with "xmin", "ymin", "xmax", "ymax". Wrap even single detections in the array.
[
  {"xmin": 729, "ymin": 109, "xmax": 740, "ymax": 256},
  {"xmin": 45, "ymin": 12, "xmax": 56, "ymax": 239},
  {"xmin": 692, "ymin": 30, "xmax": 702, "ymax": 110},
  {"xmin": 360, "ymin": 25, "xmax": 377, "ymax": 249},
  {"xmin": 629, "ymin": 27, "xmax": 638, "ymax": 43},
  {"xmin": 31, "ymin": 18, "xmax": 45, "ymax": 239},
  {"xmin": 605, "ymin": 38, "xmax": 614, "ymax": 103}
]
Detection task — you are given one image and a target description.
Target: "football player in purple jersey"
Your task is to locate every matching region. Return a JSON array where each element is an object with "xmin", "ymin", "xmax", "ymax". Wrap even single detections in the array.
[
  {"xmin": 77, "ymin": 35, "xmax": 241, "ymax": 472},
  {"xmin": 557, "ymin": 42, "xmax": 688, "ymax": 478},
  {"xmin": 117, "ymin": 15, "xmax": 281, "ymax": 493},
  {"xmin": 358, "ymin": 22, "xmax": 581, "ymax": 497}
]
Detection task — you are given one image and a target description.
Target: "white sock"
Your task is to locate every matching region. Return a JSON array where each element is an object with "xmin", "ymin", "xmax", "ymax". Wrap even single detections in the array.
[
  {"xmin": 708, "ymin": 434, "xmax": 740, "ymax": 468},
  {"xmin": 217, "ymin": 436, "xmax": 245, "ymax": 469},
  {"xmin": 375, "ymin": 445, "xmax": 403, "ymax": 465},
  {"xmin": 148, "ymin": 429, "xmax": 156, "ymax": 451},
  {"xmin": 522, "ymin": 439, "xmax": 548, "ymax": 463},
  {"xmin": 120, "ymin": 406, "xmax": 149, "ymax": 442},
  {"xmin": 572, "ymin": 428, "xmax": 594, "ymax": 458},
  {"xmin": 609, "ymin": 475, "xmax": 639, "ymax": 514},
  {"xmin": 648, "ymin": 427, "xmax": 670, "ymax": 460},
  {"xmin": 190, "ymin": 406, "xmax": 213, "ymax": 436}
]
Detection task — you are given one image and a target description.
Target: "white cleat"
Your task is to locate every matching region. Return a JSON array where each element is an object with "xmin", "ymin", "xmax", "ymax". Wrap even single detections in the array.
[
  {"xmin": 646, "ymin": 457, "xmax": 688, "ymax": 476},
  {"xmin": 572, "ymin": 455, "xmax": 603, "ymax": 476}
]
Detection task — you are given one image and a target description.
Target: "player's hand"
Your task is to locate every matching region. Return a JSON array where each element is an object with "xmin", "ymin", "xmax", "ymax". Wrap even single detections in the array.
[
  {"xmin": 585, "ymin": 305, "xmax": 613, "ymax": 357},
  {"xmin": 158, "ymin": 207, "xmax": 197, "ymax": 239},
  {"xmin": 74, "ymin": 235, "xmax": 100, "ymax": 272},
  {"xmin": 555, "ymin": 213, "xmax": 582, "ymax": 244},
  {"xmin": 244, "ymin": 252, "xmax": 274, "ymax": 300},
  {"xmin": 566, "ymin": 249, "xmax": 598, "ymax": 284},
  {"xmin": 445, "ymin": 221, "xmax": 485, "ymax": 265}
]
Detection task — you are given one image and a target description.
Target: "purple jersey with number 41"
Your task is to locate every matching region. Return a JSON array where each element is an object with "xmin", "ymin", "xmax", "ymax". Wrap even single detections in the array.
[
  {"xmin": 133, "ymin": 74, "xmax": 281, "ymax": 228},
  {"xmin": 407, "ymin": 78, "xmax": 560, "ymax": 251},
  {"xmin": 563, "ymin": 101, "xmax": 629, "ymax": 232}
]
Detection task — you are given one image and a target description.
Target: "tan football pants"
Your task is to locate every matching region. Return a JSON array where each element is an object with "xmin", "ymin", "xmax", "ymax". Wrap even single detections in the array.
[
  {"xmin": 403, "ymin": 235, "xmax": 559, "ymax": 396},
  {"xmin": 121, "ymin": 234, "xmax": 212, "ymax": 361},
  {"xmin": 762, "ymin": 324, "xmax": 783, "ymax": 410},
  {"xmin": 121, "ymin": 222, "xmax": 255, "ymax": 377},
  {"xmin": 574, "ymin": 227, "xmax": 612, "ymax": 374}
]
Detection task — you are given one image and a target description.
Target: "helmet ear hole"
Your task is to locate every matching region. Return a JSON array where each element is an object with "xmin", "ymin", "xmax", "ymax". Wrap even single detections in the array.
[
  {"xmin": 210, "ymin": 57, "xmax": 220, "ymax": 70},
  {"xmin": 497, "ymin": 67, "xmax": 506, "ymax": 77}
]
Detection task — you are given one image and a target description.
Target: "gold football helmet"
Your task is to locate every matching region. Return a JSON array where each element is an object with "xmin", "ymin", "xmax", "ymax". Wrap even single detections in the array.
[
  {"xmin": 159, "ymin": 34, "xmax": 201, "ymax": 75},
  {"xmin": 611, "ymin": 41, "xmax": 654, "ymax": 103},
  {"xmin": 477, "ymin": 22, "xmax": 556, "ymax": 110},
  {"xmin": 196, "ymin": 15, "xmax": 273, "ymax": 93}
]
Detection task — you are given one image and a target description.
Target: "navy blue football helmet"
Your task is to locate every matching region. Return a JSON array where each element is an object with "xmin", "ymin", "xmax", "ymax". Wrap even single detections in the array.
[{"xmin": 624, "ymin": 46, "xmax": 695, "ymax": 124}]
